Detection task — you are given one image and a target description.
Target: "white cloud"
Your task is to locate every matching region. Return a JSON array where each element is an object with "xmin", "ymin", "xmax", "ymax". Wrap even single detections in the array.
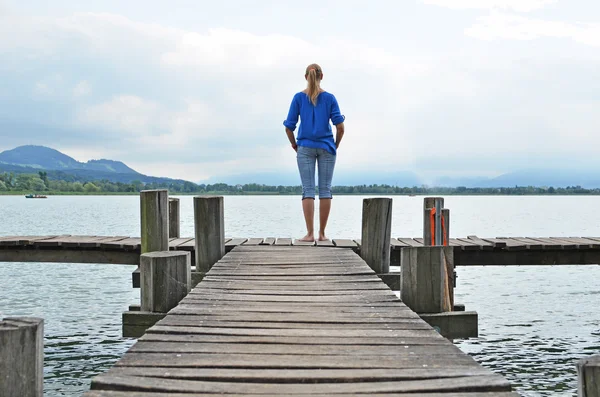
[
  {"xmin": 77, "ymin": 95, "xmax": 163, "ymax": 136},
  {"xmin": 466, "ymin": 12, "xmax": 600, "ymax": 46},
  {"xmin": 73, "ymin": 81, "xmax": 91, "ymax": 97},
  {"xmin": 3, "ymin": 5, "xmax": 600, "ymax": 182},
  {"xmin": 422, "ymin": 0, "xmax": 557, "ymax": 12}
]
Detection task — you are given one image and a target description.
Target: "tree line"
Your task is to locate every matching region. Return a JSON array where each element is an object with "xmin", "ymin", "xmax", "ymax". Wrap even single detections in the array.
[{"xmin": 1, "ymin": 171, "xmax": 599, "ymax": 195}]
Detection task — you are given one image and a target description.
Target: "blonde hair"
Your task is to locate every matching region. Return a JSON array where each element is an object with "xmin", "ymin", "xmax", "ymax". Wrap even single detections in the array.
[{"xmin": 305, "ymin": 63, "xmax": 322, "ymax": 106}]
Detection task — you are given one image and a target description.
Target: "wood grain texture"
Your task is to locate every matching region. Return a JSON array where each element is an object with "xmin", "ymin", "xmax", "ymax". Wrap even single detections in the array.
[
  {"xmin": 360, "ymin": 198, "xmax": 392, "ymax": 273},
  {"xmin": 0, "ymin": 317, "xmax": 44, "ymax": 397},
  {"xmin": 193, "ymin": 196, "xmax": 225, "ymax": 272},
  {"xmin": 87, "ymin": 246, "xmax": 514, "ymax": 395},
  {"xmin": 140, "ymin": 190, "xmax": 169, "ymax": 254}
]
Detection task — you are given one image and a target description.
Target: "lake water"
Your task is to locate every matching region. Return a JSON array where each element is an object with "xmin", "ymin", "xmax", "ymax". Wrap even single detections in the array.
[{"xmin": 0, "ymin": 195, "xmax": 599, "ymax": 396}]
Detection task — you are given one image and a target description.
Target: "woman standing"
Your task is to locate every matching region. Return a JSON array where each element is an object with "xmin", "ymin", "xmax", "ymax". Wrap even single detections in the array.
[{"xmin": 283, "ymin": 63, "xmax": 345, "ymax": 242}]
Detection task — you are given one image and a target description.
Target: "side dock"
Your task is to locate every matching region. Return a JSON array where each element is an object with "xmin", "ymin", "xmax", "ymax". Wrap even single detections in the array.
[{"xmin": 84, "ymin": 245, "xmax": 518, "ymax": 396}]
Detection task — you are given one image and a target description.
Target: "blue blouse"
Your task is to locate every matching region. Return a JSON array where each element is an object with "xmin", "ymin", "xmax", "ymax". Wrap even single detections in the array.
[{"xmin": 283, "ymin": 91, "xmax": 345, "ymax": 155}]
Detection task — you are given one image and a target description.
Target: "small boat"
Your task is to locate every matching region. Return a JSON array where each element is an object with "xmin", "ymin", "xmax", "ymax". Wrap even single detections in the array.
[{"xmin": 25, "ymin": 194, "xmax": 48, "ymax": 199}]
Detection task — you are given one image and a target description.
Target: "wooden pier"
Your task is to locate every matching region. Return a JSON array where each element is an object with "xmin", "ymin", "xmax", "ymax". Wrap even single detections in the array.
[{"xmin": 84, "ymin": 245, "xmax": 518, "ymax": 396}]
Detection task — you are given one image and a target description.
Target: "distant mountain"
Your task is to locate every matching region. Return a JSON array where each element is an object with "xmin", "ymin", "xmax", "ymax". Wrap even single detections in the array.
[
  {"xmin": 0, "ymin": 145, "xmax": 187, "ymax": 185},
  {"xmin": 0, "ymin": 145, "xmax": 138, "ymax": 174},
  {"xmin": 478, "ymin": 169, "xmax": 600, "ymax": 189}
]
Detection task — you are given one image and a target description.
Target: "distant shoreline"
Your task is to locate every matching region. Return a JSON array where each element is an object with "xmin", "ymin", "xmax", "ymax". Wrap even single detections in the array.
[{"xmin": 3, "ymin": 191, "xmax": 600, "ymax": 197}]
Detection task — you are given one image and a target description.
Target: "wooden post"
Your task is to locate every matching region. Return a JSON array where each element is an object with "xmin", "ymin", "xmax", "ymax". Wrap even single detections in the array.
[
  {"xmin": 140, "ymin": 190, "xmax": 169, "ymax": 254},
  {"xmin": 168, "ymin": 198, "xmax": 180, "ymax": 238},
  {"xmin": 141, "ymin": 251, "xmax": 191, "ymax": 313},
  {"xmin": 194, "ymin": 196, "xmax": 225, "ymax": 273},
  {"xmin": 401, "ymin": 246, "xmax": 453, "ymax": 313},
  {"xmin": 0, "ymin": 317, "xmax": 44, "ymax": 397},
  {"xmin": 578, "ymin": 355, "xmax": 600, "ymax": 397},
  {"xmin": 360, "ymin": 198, "xmax": 392, "ymax": 274},
  {"xmin": 423, "ymin": 197, "xmax": 449, "ymax": 246}
]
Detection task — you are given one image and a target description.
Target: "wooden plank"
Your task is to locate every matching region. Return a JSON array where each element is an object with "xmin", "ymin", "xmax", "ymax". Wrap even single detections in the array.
[
  {"xmin": 259, "ymin": 237, "xmax": 276, "ymax": 245},
  {"xmin": 332, "ymin": 239, "xmax": 359, "ymax": 249},
  {"xmin": 481, "ymin": 238, "xmax": 527, "ymax": 251},
  {"xmin": 242, "ymin": 238, "xmax": 264, "ymax": 246},
  {"xmin": 168, "ymin": 238, "xmax": 195, "ymax": 249},
  {"xmin": 548, "ymin": 237, "xmax": 591, "ymax": 249},
  {"xmin": 224, "ymin": 238, "xmax": 247, "ymax": 251},
  {"xmin": 292, "ymin": 239, "xmax": 316, "ymax": 246},
  {"xmin": 87, "ymin": 246, "xmax": 510, "ymax": 395},
  {"xmin": 509, "ymin": 237, "xmax": 545, "ymax": 250},
  {"xmin": 100, "ymin": 237, "xmax": 141, "ymax": 250},
  {"xmin": 89, "ymin": 374, "xmax": 511, "ymax": 393},
  {"xmin": 274, "ymin": 238, "xmax": 292, "ymax": 246},
  {"xmin": 453, "ymin": 238, "xmax": 483, "ymax": 251},
  {"xmin": 76, "ymin": 236, "xmax": 129, "ymax": 248},
  {"xmin": 565, "ymin": 237, "xmax": 600, "ymax": 248},
  {"xmin": 390, "ymin": 238, "xmax": 409, "ymax": 249},
  {"xmin": 526, "ymin": 237, "xmax": 577, "ymax": 250},
  {"xmin": 466, "ymin": 235, "xmax": 495, "ymax": 250},
  {"xmin": 85, "ymin": 391, "xmax": 520, "ymax": 397},
  {"xmin": 397, "ymin": 238, "xmax": 423, "ymax": 248},
  {"xmin": 0, "ymin": 249, "xmax": 140, "ymax": 265},
  {"xmin": 316, "ymin": 239, "xmax": 335, "ymax": 247}
]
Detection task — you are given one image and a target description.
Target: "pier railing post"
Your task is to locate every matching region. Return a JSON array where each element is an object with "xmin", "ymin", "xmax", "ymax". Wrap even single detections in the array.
[
  {"xmin": 140, "ymin": 189, "xmax": 169, "ymax": 254},
  {"xmin": 360, "ymin": 198, "xmax": 392, "ymax": 274},
  {"xmin": 423, "ymin": 197, "xmax": 449, "ymax": 246},
  {"xmin": 578, "ymin": 355, "xmax": 600, "ymax": 397},
  {"xmin": 194, "ymin": 196, "xmax": 225, "ymax": 273},
  {"xmin": 401, "ymin": 246, "xmax": 453, "ymax": 313},
  {"xmin": 141, "ymin": 251, "xmax": 191, "ymax": 313},
  {"xmin": 168, "ymin": 198, "xmax": 180, "ymax": 239},
  {"xmin": 0, "ymin": 317, "xmax": 44, "ymax": 397}
]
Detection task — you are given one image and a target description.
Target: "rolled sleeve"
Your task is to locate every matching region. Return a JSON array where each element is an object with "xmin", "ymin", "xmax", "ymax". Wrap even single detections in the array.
[
  {"xmin": 283, "ymin": 95, "xmax": 300, "ymax": 131},
  {"xmin": 330, "ymin": 95, "xmax": 345, "ymax": 125}
]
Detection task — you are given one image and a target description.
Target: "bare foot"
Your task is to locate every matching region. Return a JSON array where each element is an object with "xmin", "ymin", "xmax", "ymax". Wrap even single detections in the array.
[
  {"xmin": 299, "ymin": 234, "xmax": 315, "ymax": 242},
  {"xmin": 318, "ymin": 233, "xmax": 329, "ymax": 241}
]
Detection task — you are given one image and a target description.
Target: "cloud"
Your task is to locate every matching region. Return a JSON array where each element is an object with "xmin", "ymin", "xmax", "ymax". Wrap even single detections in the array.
[
  {"xmin": 1, "ymin": 5, "xmax": 600, "ymax": 183},
  {"xmin": 466, "ymin": 12, "xmax": 600, "ymax": 46},
  {"xmin": 73, "ymin": 81, "xmax": 91, "ymax": 97},
  {"xmin": 421, "ymin": 0, "xmax": 557, "ymax": 12}
]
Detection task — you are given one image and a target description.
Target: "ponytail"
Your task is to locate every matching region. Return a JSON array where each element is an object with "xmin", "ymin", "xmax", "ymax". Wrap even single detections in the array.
[{"xmin": 305, "ymin": 64, "xmax": 322, "ymax": 106}]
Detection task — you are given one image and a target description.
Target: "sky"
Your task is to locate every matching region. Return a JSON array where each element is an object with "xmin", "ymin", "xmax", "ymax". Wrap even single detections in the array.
[{"xmin": 1, "ymin": 0, "xmax": 599, "ymax": 183}]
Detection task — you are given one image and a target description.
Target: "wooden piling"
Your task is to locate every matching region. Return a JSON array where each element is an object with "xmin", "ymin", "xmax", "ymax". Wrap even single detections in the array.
[
  {"xmin": 423, "ymin": 198, "xmax": 449, "ymax": 246},
  {"xmin": 168, "ymin": 198, "xmax": 180, "ymax": 238},
  {"xmin": 140, "ymin": 251, "xmax": 191, "ymax": 313},
  {"xmin": 0, "ymin": 317, "xmax": 44, "ymax": 397},
  {"xmin": 401, "ymin": 246, "xmax": 453, "ymax": 313},
  {"xmin": 360, "ymin": 198, "xmax": 392, "ymax": 274},
  {"xmin": 578, "ymin": 355, "xmax": 600, "ymax": 397},
  {"xmin": 194, "ymin": 196, "xmax": 225, "ymax": 273},
  {"xmin": 140, "ymin": 190, "xmax": 169, "ymax": 254}
]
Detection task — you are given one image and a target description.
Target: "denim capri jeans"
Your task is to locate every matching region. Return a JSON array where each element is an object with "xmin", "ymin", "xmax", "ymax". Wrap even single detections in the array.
[{"xmin": 296, "ymin": 145, "xmax": 336, "ymax": 199}]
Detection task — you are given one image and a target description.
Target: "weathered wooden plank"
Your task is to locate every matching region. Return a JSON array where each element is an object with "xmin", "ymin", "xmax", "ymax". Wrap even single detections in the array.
[
  {"xmin": 85, "ymin": 391, "xmax": 520, "ymax": 397},
  {"xmin": 509, "ymin": 237, "xmax": 545, "ymax": 250},
  {"xmin": 168, "ymin": 238, "xmax": 194, "ymax": 249},
  {"xmin": 397, "ymin": 238, "xmax": 423, "ymax": 248},
  {"xmin": 316, "ymin": 239, "xmax": 335, "ymax": 247},
  {"xmin": 454, "ymin": 238, "xmax": 483, "ymax": 251},
  {"xmin": 548, "ymin": 237, "xmax": 591, "ymax": 249},
  {"xmin": 482, "ymin": 238, "xmax": 527, "ymax": 251},
  {"xmin": 224, "ymin": 238, "xmax": 247, "ymax": 250},
  {"xmin": 292, "ymin": 239, "xmax": 316, "ymax": 246},
  {"xmin": 466, "ymin": 235, "xmax": 495, "ymax": 250},
  {"xmin": 259, "ymin": 237, "xmax": 276, "ymax": 245},
  {"xmin": 129, "ymin": 341, "xmax": 460, "ymax": 355},
  {"xmin": 242, "ymin": 238, "xmax": 264, "ymax": 246},
  {"xmin": 114, "ymin": 352, "xmax": 478, "ymax": 368},
  {"xmin": 332, "ymin": 239, "xmax": 359, "ymax": 249},
  {"xmin": 274, "ymin": 238, "xmax": 292, "ymax": 246},
  {"xmin": 101, "ymin": 365, "xmax": 494, "ymax": 381},
  {"xmin": 0, "ymin": 249, "xmax": 140, "ymax": 265},
  {"xmin": 526, "ymin": 237, "xmax": 577, "ymax": 250},
  {"xmin": 100, "ymin": 237, "xmax": 141, "ymax": 250}
]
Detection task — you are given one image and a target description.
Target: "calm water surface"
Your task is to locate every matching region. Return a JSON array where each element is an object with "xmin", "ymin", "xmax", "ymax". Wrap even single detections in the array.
[{"xmin": 0, "ymin": 195, "xmax": 599, "ymax": 396}]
